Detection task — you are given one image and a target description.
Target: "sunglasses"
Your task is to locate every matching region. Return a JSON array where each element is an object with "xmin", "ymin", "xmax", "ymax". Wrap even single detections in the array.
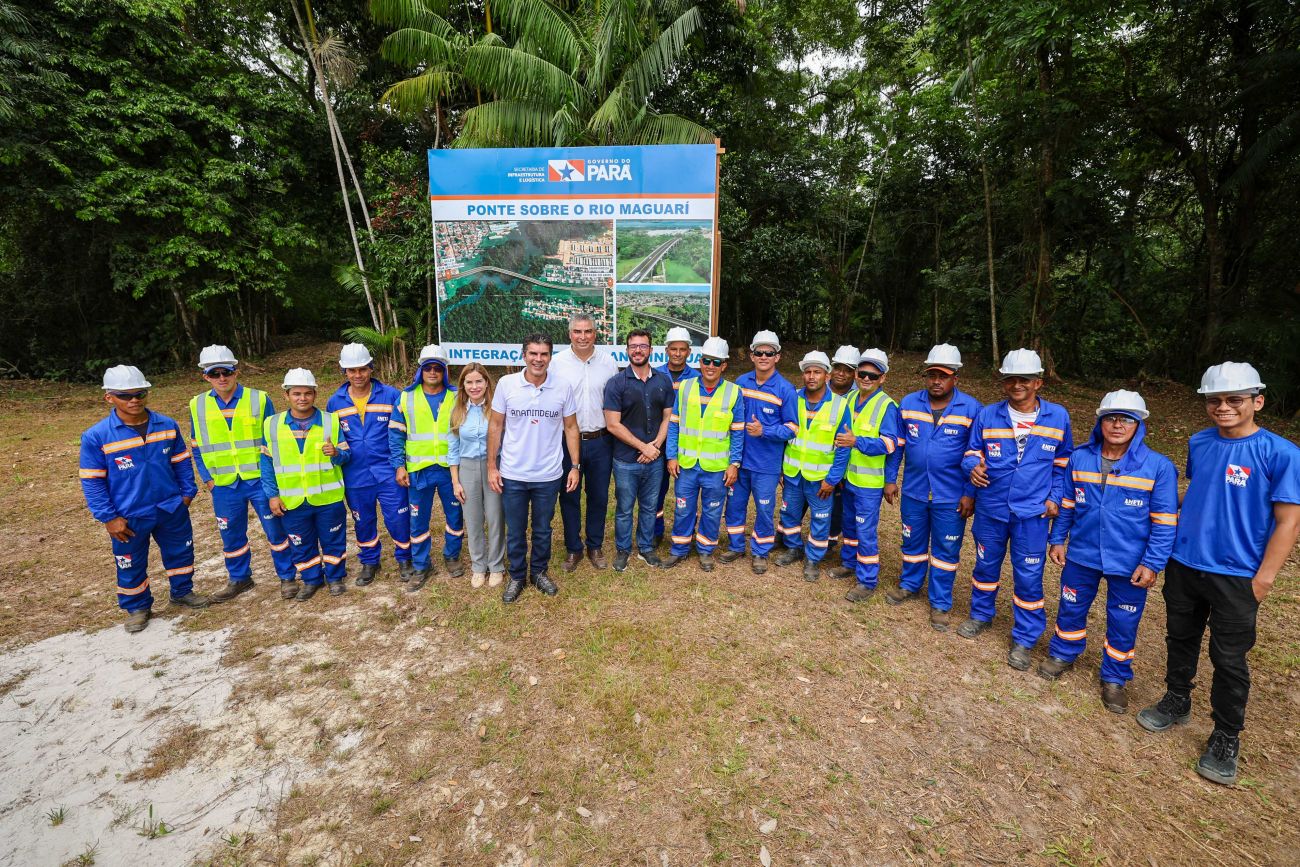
[
  {"xmin": 110, "ymin": 391, "xmax": 149, "ymax": 401},
  {"xmin": 204, "ymin": 368, "xmax": 235, "ymax": 379},
  {"xmin": 751, "ymin": 350, "xmax": 778, "ymax": 358},
  {"xmin": 857, "ymin": 370, "xmax": 882, "ymax": 381},
  {"xmin": 1101, "ymin": 414, "xmax": 1138, "ymax": 427},
  {"xmin": 700, "ymin": 357, "xmax": 726, "ymax": 367},
  {"xmin": 1204, "ymin": 396, "xmax": 1252, "ymax": 408}
]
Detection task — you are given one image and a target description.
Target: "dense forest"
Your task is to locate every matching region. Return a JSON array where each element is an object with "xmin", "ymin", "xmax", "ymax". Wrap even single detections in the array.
[{"xmin": 1, "ymin": 0, "xmax": 1297, "ymax": 412}]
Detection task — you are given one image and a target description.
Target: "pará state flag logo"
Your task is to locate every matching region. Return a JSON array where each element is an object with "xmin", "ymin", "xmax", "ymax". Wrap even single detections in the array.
[
  {"xmin": 115, "ymin": 554, "xmax": 132, "ymax": 569},
  {"xmin": 986, "ymin": 442, "xmax": 1001, "ymax": 459},
  {"xmin": 907, "ymin": 422, "xmax": 920, "ymax": 438},
  {"xmin": 114, "ymin": 455, "xmax": 135, "ymax": 470},
  {"xmin": 547, "ymin": 159, "xmax": 585, "ymax": 182},
  {"xmin": 1225, "ymin": 464, "xmax": 1251, "ymax": 488},
  {"xmin": 976, "ymin": 542, "xmax": 986, "ymax": 561},
  {"xmin": 1075, "ymin": 487, "xmax": 1086, "ymax": 504}
]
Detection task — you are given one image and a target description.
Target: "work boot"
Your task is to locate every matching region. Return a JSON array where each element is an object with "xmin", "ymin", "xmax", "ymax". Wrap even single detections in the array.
[
  {"xmin": 1007, "ymin": 643, "xmax": 1033, "ymax": 671},
  {"xmin": 751, "ymin": 556, "xmax": 768, "ymax": 576},
  {"xmin": 826, "ymin": 565, "xmax": 855, "ymax": 580},
  {"xmin": 532, "ymin": 573, "xmax": 558, "ymax": 596},
  {"xmin": 488, "ymin": 572, "xmax": 505, "ymax": 588},
  {"xmin": 1037, "ymin": 656, "xmax": 1074, "ymax": 680},
  {"xmin": 471, "ymin": 571, "xmax": 487, "ymax": 588},
  {"xmin": 659, "ymin": 553, "xmax": 686, "ymax": 569},
  {"xmin": 1136, "ymin": 691, "xmax": 1192, "ymax": 733},
  {"xmin": 169, "ymin": 592, "xmax": 211, "ymax": 609},
  {"xmin": 355, "ymin": 564, "xmax": 379, "ymax": 587},
  {"xmin": 637, "ymin": 550, "xmax": 663, "ymax": 568},
  {"xmin": 280, "ymin": 581, "xmax": 298, "ymax": 600},
  {"xmin": 698, "ymin": 553, "xmax": 715, "ymax": 573},
  {"xmin": 124, "ymin": 609, "xmax": 151, "ymax": 634},
  {"xmin": 444, "ymin": 556, "xmax": 465, "ymax": 578},
  {"xmin": 885, "ymin": 585, "xmax": 919, "ymax": 606},
  {"xmin": 802, "ymin": 560, "xmax": 820, "ymax": 582},
  {"xmin": 774, "ymin": 546, "xmax": 803, "ymax": 567},
  {"xmin": 502, "ymin": 577, "xmax": 527, "ymax": 604},
  {"xmin": 845, "ymin": 583, "xmax": 875, "ymax": 603},
  {"xmin": 407, "ymin": 566, "xmax": 433, "ymax": 593},
  {"xmin": 613, "ymin": 551, "xmax": 630, "ymax": 572},
  {"xmin": 1100, "ymin": 682, "xmax": 1128, "ymax": 714},
  {"xmin": 295, "ymin": 583, "xmax": 321, "ymax": 601},
  {"xmin": 398, "ymin": 561, "xmax": 415, "ymax": 583},
  {"xmin": 1197, "ymin": 730, "xmax": 1240, "ymax": 786},
  {"xmin": 718, "ymin": 548, "xmax": 744, "ymax": 564},
  {"xmin": 587, "ymin": 548, "xmax": 608, "ymax": 569},
  {"xmin": 929, "ymin": 607, "xmax": 949, "ymax": 632},
  {"xmin": 956, "ymin": 618, "xmax": 992, "ymax": 640},
  {"xmin": 328, "ymin": 581, "xmax": 346, "ymax": 597},
  {"xmin": 562, "ymin": 551, "xmax": 581, "ymax": 572},
  {"xmin": 210, "ymin": 579, "xmax": 253, "ymax": 604}
]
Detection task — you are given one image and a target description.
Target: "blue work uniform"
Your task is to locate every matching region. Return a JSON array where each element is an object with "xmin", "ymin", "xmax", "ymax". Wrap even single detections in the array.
[
  {"xmin": 843, "ymin": 390, "xmax": 904, "ymax": 588},
  {"xmin": 327, "ymin": 380, "xmax": 412, "ymax": 567},
  {"xmin": 776, "ymin": 389, "xmax": 852, "ymax": 563},
  {"xmin": 961, "ymin": 399, "xmax": 1074, "ymax": 647},
  {"xmin": 666, "ymin": 380, "xmax": 745, "ymax": 556},
  {"xmin": 259, "ymin": 410, "xmax": 351, "ymax": 586},
  {"xmin": 654, "ymin": 363, "xmax": 701, "ymax": 539},
  {"xmin": 191, "ymin": 385, "xmax": 295, "ymax": 584},
  {"xmin": 896, "ymin": 388, "xmax": 983, "ymax": 611},
  {"xmin": 388, "ymin": 377, "xmax": 464, "ymax": 571},
  {"xmin": 1047, "ymin": 418, "xmax": 1179, "ymax": 683},
  {"xmin": 724, "ymin": 370, "xmax": 799, "ymax": 557},
  {"xmin": 80, "ymin": 409, "xmax": 198, "ymax": 612}
]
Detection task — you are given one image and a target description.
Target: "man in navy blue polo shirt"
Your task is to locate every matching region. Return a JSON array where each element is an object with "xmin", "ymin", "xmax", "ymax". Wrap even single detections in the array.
[
  {"xmin": 1137, "ymin": 362, "xmax": 1299, "ymax": 786},
  {"xmin": 604, "ymin": 329, "xmax": 675, "ymax": 571}
]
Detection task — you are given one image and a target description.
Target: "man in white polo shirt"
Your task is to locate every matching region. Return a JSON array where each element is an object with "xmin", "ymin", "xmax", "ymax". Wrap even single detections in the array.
[
  {"xmin": 552, "ymin": 313, "xmax": 619, "ymax": 571},
  {"xmin": 488, "ymin": 333, "xmax": 581, "ymax": 603}
]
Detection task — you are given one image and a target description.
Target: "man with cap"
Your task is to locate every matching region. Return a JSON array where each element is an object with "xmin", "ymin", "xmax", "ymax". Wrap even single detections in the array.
[
  {"xmin": 958, "ymin": 349, "xmax": 1074, "ymax": 671},
  {"xmin": 773, "ymin": 351, "xmax": 852, "ymax": 581},
  {"xmin": 886, "ymin": 344, "xmax": 983, "ymax": 630},
  {"xmin": 719, "ymin": 330, "xmax": 799, "ymax": 575},
  {"xmin": 1137, "ymin": 362, "xmax": 1299, "ymax": 786},
  {"xmin": 389, "ymin": 345, "xmax": 464, "ymax": 591},
  {"xmin": 824, "ymin": 345, "xmax": 860, "ymax": 567},
  {"xmin": 80, "ymin": 366, "xmax": 208, "ymax": 633},
  {"xmin": 260, "ymin": 368, "xmax": 352, "ymax": 599},
  {"xmin": 662, "ymin": 337, "xmax": 745, "ymax": 571},
  {"xmin": 327, "ymin": 343, "xmax": 412, "ymax": 587},
  {"xmin": 190, "ymin": 345, "xmax": 296, "ymax": 603},
  {"xmin": 653, "ymin": 327, "xmax": 701, "ymax": 544},
  {"xmin": 840, "ymin": 349, "xmax": 904, "ymax": 602},
  {"xmin": 1040, "ymin": 390, "xmax": 1178, "ymax": 714}
]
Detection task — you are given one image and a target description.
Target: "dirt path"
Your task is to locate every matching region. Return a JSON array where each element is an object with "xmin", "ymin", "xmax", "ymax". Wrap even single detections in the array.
[{"xmin": 1, "ymin": 344, "xmax": 1296, "ymax": 866}]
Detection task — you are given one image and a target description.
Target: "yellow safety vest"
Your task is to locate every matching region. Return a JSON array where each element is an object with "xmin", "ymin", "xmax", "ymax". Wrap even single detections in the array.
[
  {"xmin": 845, "ymin": 390, "xmax": 896, "ymax": 489},
  {"xmin": 677, "ymin": 379, "xmax": 740, "ymax": 472},
  {"xmin": 264, "ymin": 411, "xmax": 345, "ymax": 510},
  {"xmin": 782, "ymin": 392, "xmax": 848, "ymax": 481},
  {"xmin": 190, "ymin": 388, "xmax": 265, "ymax": 487},
  {"xmin": 403, "ymin": 388, "xmax": 452, "ymax": 472}
]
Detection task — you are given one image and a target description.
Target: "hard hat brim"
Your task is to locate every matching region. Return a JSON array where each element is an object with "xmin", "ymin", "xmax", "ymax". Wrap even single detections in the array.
[{"xmin": 923, "ymin": 365, "xmax": 958, "ymax": 375}]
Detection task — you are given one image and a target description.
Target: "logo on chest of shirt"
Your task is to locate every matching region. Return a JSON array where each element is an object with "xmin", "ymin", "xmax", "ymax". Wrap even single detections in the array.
[
  {"xmin": 1225, "ymin": 464, "xmax": 1252, "ymax": 488},
  {"xmin": 1124, "ymin": 497, "xmax": 1145, "ymax": 507},
  {"xmin": 986, "ymin": 443, "xmax": 1002, "ymax": 459},
  {"xmin": 114, "ymin": 455, "xmax": 135, "ymax": 471},
  {"xmin": 1040, "ymin": 442, "xmax": 1057, "ymax": 453},
  {"xmin": 907, "ymin": 423, "xmax": 920, "ymax": 439},
  {"xmin": 1075, "ymin": 487, "xmax": 1086, "ymax": 504}
]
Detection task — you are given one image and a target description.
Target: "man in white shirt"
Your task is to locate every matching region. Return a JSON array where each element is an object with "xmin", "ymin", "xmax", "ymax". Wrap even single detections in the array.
[
  {"xmin": 551, "ymin": 313, "xmax": 619, "ymax": 571},
  {"xmin": 488, "ymin": 334, "xmax": 581, "ymax": 603}
]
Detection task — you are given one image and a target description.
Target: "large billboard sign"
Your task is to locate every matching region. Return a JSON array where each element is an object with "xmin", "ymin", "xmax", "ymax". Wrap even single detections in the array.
[{"xmin": 429, "ymin": 144, "xmax": 718, "ymax": 366}]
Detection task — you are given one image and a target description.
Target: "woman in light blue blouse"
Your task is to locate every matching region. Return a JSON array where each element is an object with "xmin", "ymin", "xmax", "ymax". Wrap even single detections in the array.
[{"xmin": 449, "ymin": 363, "xmax": 506, "ymax": 587}]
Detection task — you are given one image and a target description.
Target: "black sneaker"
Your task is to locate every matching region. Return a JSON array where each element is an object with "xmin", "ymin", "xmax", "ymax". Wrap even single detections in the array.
[
  {"xmin": 717, "ymin": 549, "xmax": 744, "ymax": 564},
  {"xmin": 613, "ymin": 551, "xmax": 630, "ymax": 572},
  {"xmin": 637, "ymin": 550, "xmax": 663, "ymax": 568},
  {"xmin": 1136, "ymin": 692, "xmax": 1192, "ymax": 733},
  {"xmin": 774, "ymin": 546, "xmax": 803, "ymax": 567},
  {"xmin": 502, "ymin": 577, "xmax": 526, "ymax": 603},
  {"xmin": 355, "ymin": 564, "xmax": 379, "ymax": 587},
  {"xmin": 1197, "ymin": 729, "xmax": 1240, "ymax": 785},
  {"xmin": 532, "ymin": 573, "xmax": 558, "ymax": 596}
]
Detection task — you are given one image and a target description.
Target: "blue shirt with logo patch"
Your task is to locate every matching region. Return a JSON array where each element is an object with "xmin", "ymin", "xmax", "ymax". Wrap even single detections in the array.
[
  {"xmin": 326, "ymin": 379, "xmax": 403, "ymax": 487},
  {"xmin": 79, "ymin": 409, "xmax": 197, "ymax": 523},
  {"xmin": 734, "ymin": 370, "xmax": 799, "ymax": 474},
  {"xmin": 1173, "ymin": 427, "xmax": 1300, "ymax": 578},
  {"xmin": 898, "ymin": 388, "xmax": 983, "ymax": 504}
]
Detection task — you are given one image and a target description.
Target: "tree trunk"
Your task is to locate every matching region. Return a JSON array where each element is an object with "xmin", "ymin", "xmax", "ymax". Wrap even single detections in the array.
[{"xmin": 967, "ymin": 40, "xmax": 1000, "ymax": 365}]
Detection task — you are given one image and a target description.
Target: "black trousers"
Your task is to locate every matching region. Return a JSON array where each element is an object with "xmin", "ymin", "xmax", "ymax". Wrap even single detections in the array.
[{"xmin": 1163, "ymin": 558, "xmax": 1259, "ymax": 735}]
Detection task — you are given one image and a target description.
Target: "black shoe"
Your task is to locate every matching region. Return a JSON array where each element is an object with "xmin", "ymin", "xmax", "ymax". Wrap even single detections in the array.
[
  {"xmin": 845, "ymin": 583, "xmax": 875, "ymax": 603},
  {"xmin": 295, "ymin": 583, "xmax": 321, "ymax": 601},
  {"xmin": 355, "ymin": 564, "xmax": 379, "ymax": 587},
  {"xmin": 637, "ymin": 550, "xmax": 663, "ymax": 568},
  {"xmin": 169, "ymin": 592, "xmax": 211, "ymax": 609},
  {"xmin": 1136, "ymin": 691, "xmax": 1192, "ymax": 733},
  {"xmin": 1100, "ymin": 682, "xmax": 1128, "ymax": 714},
  {"xmin": 717, "ymin": 549, "xmax": 744, "ymax": 564},
  {"xmin": 613, "ymin": 551, "xmax": 630, "ymax": 572},
  {"xmin": 398, "ymin": 561, "xmax": 415, "ymax": 583},
  {"xmin": 328, "ymin": 582, "xmax": 346, "ymax": 596},
  {"xmin": 956, "ymin": 618, "xmax": 992, "ymax": 640},
  {"xmin": 532, "ymin": 573, "xmax": 558, "ymax": 596},
  {"xmin": 210, "ymin": 579, "xmax": 253, "ymax": 604},
  {"xmin": 884, "ymin": 585, "xmax": 919, "ymax": 606},
  {"xmin": 1197, "ymin": 730, "xmax": 1240, "ymax": 785},
  {"xmin": 444, "ymin": 556, "xmax": 465, "ymax": 578},
  {"xmin": 502, "ymin": 577, "xmax": 527, "ymax": 604},
  {"xmin": 802, "ymin": 560, "xmax": 820, "ymax": 582},
  {"xmin": 751, "ymin": 556, "xmax": 768, "ymax": 575},
  {"xmin": 407, "ymin": 566, "xmax": 433, "ymax": 593},
  {"xmin": 1007, "ymin": 643, "xmax": 1033, "ymax": 671},
  {"xmin": 774, "ymin": 546, "xmax": 803, "ymax": 567},
  {"xmin": 698, "ymin": 554, "xmax": 715, "ymax": 572},
  {"xmin": 1038, "ymin": 656, "xmax": 1074, "ymax": 680},
  {"xmin": 826, "ymin": 565, "xmax": 855, "ymax": 580},
  {"xmin": 659, "ymin": 553, "xmax": 685, "ymax": 569}
]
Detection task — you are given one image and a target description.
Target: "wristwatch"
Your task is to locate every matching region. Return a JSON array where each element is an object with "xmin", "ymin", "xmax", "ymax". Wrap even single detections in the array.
[{"xmin": 572, "ymin": 463, "xmax": 582, "ymax": 471}]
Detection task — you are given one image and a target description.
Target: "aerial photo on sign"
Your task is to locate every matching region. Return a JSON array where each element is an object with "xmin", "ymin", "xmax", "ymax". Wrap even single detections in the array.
[{"xmin": 616, "ymin": 219, "xmax": 713, "ymax": 285}]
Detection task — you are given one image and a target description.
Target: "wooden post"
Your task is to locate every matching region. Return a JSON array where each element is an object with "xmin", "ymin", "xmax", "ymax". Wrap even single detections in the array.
[{"xmin": 711, "ymin": 138, "xmax": 724, "ymax": 336}]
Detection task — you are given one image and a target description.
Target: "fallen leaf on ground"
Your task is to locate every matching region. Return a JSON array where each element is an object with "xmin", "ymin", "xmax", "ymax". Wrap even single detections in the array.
[
  {"xmin": 759, "ymin": 818, "xmax": 777, "ymax": 834},
  {"xmin": 760, "ymin": 844, "xmax": 772, "ymax": 866},
  {"xmin": 576, "ymin": 806, "xmax": 593, "ymax": 818}
]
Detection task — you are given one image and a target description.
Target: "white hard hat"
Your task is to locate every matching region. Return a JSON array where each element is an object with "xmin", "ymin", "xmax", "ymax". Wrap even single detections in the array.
[
  {"xmin": 339, "ymin": 342, "xmax": 374, "ymax": 368},
  {"xmin": 1097, "ymin": 389, "xmax": 1149, "ymax": 420},
  {"xmin": 102, "ymin": 365, "xmax": 151, "ymax": 391},
  {"xmin": 197, "ymin": 344, "xmax": 237, "ymax": 372},
  {"xmin": 1197, "ymin": 362, "xmax": 1265, "ymax": 395},
  {"xmin": 999, "ymin": 348, "xmax": 1044, "ymax": 378},
  {"xmin": 799, "ymin": 350, "xmax": 831, "ymax": 372},
  {"xmin": 859, "ymin": 348, "xmax": 889, "ymax": 373},
  {"xmin": 749, "ymin": 330, "xmax": 781, "ymax": 352},
  {"xmin": 664, "ymin": 327, "xmax": 692, "ymax": 347},
  {"xmin": 701, "ymin": 336, "xmax": 730, "ymax": 359},
  {"xmin": 923, "ymin": 343, "xmax": 963, "ymax": 371},
  {"xmin": 831, "ymin": 345, "xmax": 860, "ymax": 368},
  {"xmin": 417, "ymin": 344, "xmax": 449, "ymax": 366},
  {"xmin": 282, "ymin": 368, "xmax": 318, "ymax": 389}
]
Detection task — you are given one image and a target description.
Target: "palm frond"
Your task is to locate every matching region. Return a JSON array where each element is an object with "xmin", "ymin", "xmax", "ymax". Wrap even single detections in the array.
[
  {"xmin": 951, "ymin": 49, "xmax": 1003, "ymax": 99},
  {"xmin": 381, "ymin": 70, "xmax": 460, "ymax": 114},
  {"xmin": 587, "ymin": 85, "xmax": 638, "ymax": 141},
  {"xmin": 369, "ymin": 0, "xmax": 450, "ymax": 30},
  {"xmin": 334, "ymin": 263, "xmax": 370, "ymax": 296},
  {"xmin": 614, "ymin": 5, "xmax": 703, "ymax": 106},
  {"xmin": 628, "ymin": 112, "xmax": 715, "ymax": 145},
  {"xmin": 342, "ymin": 324, "xmax": 406, "ymax": 354},
  {"xmin": 457, "ymin": 99, "xmax": 556, "ymax": 147},
  {"xmin": 591, "ymin": 0, "xmax": 639, "ymax": 92},
  {"xmin": 463, "ymin": 43, "xmax": 582, "ymax": 107},
  {"xmin": 489, "ymin": 0, "xmax": 586, "ymax": 72},
  {"xmin": 316, "ymin": 33, "xmax": 361, "ymax": 88},
  {"xmin": 379, "ymin": 26, "xmax": 461, "ymax": 67}
]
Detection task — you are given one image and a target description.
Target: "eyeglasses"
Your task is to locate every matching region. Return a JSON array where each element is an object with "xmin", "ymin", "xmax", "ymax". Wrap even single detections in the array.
[
  {"xmin": 1101, "ymin": 414, "xmax": 1138, "ymax": 427},
  {"xmin": 110, "ymin": 391, "xmax": 149, "ymax": 401},
  {"xmin": 751, "ymin": 350, "xmax": 778, "ymax": 358},
  {"xmin": 700, "ymin": 357, "xmax": 726, "ymax": 367},
  {"xmin": 204, "ymin": 369, "xmax": 235, "ymax": 379},
  {"xmin": 1205, "ymin": 396, "xmax": 1251, "ymax": 408},
  {"xmin": 857, "ymin": 370, "xmax": 882, "ymax": 381},
  {"xmin": 627, "ymin": 343, "xmax": 651, "ymax": 351}
]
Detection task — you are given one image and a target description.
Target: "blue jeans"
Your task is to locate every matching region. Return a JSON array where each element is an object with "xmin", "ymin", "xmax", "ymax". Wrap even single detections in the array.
[
  {"xmin": 502, "ymin": 476, "xmax": 563, "ymax": 582},
  {"xmin": 613, "ymin": 458, "xmax": 663, "ymax": 553},
  {"xmin": 560, "ymin": 432, "xmax": 613, "ymax": 552}
]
